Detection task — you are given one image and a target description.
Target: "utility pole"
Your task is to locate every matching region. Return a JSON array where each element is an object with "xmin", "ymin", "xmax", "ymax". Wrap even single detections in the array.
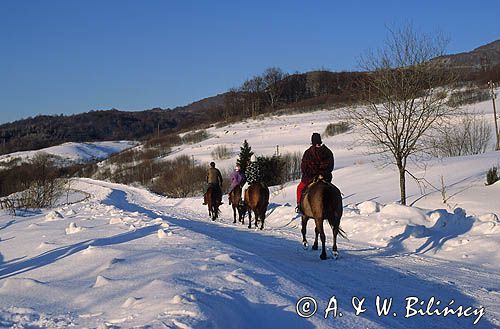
[{"xmin": 489, "ymin": 81, "xmax": 499, "ymax": 151}]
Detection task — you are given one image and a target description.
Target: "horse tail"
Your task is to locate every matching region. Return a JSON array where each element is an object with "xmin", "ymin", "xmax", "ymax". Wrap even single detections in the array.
[{"xmin": 337, "ymin": 226, "xmax": 348, "ymax": 240}]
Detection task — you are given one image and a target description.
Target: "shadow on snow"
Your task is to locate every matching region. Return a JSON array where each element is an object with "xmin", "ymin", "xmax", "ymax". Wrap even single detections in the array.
[{"xmin": 99, "ymin": 189, "xmax": 494, "ymax": 329}]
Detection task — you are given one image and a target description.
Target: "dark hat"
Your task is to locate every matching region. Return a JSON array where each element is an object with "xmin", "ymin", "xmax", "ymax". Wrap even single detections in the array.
[
  {"xmin": 210, "ymin": 162, "xmax": 215, "ymax": 167},
  {"xmin": 311, "ymin": 133, "xmax": 322, "ymax": 146}
]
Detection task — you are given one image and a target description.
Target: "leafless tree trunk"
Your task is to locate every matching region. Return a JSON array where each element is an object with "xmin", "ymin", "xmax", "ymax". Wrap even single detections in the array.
[
  {"xmin": 346, "ymin": 24, "xmax": 458, "ymax": 205},
  {"xmin": 263, "ymin": 67, "xmax": 288, "ymax": 109}
]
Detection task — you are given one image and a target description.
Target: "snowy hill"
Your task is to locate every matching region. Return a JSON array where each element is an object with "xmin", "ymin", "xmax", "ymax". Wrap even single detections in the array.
[
  {"xmin": 0, "ymin": 98, "xmax": 499, "ymax": 327},
  {"xmin": 0, "ymin": 141, "xmax": 137, "ymax": 166}
]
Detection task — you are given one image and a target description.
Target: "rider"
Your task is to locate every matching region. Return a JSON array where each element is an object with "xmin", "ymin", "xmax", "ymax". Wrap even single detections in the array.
[
  {"xmin": 228, "ymin": 164, "xmax": 245, "ymax": 205},
  {"xmin": 296, "ymin": 133, "xmax": 334, "ymax": 213},
  {"xmin": 203, "ymin": 161, "xmax": 223, "ymax": 205},
  {"xmin": 242, "ymin": 154, "xmax": 262, "ymax": 198}
]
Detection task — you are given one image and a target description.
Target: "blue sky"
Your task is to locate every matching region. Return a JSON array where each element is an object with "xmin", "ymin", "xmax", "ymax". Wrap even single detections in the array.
[{"xmin": 1, "ymin": 0, "xmax": 499, "ymax": 124}]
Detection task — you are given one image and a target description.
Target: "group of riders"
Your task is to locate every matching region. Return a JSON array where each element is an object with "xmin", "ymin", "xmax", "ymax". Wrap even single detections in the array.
[{"xmin": 203, "ymin": 132, "xmax": 334, "ymax": 214}]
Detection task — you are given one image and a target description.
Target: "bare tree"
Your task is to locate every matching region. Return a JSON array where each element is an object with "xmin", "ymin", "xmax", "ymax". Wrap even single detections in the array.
[
  {"xmin": 346, "ymin": 24, "xmax": 457, "ymax": 205},
  {"xmin": 223, "ymin": 88, "xmax": 241, "ymax": 121},
  {"xmin": 241, "ymin": 76, "xmax": 265, "ymax": 117},
  {"xmin": 262, "ymin": 67, "xmax": 288, "ymax": 109}
]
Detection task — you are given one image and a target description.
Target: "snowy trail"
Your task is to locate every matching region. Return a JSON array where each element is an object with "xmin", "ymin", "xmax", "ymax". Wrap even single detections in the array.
[{"xmin": 96, "ymin": 179, "xmax": 500, "ymax": 328}]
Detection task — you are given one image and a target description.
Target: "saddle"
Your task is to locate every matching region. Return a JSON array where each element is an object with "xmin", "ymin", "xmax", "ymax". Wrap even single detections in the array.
[
  {"xmin": 300, "ymin": 175, "xmax": 334, "ymax": 206},
  {"xmin": 204, "ymin": 183, "xmax": 223, "ymax": 205}
]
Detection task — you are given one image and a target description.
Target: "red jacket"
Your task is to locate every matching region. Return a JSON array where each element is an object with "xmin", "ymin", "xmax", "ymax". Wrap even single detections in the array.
[{"xmin": 301, "ymin": 144, "xmax": 334, "ymax": 183}]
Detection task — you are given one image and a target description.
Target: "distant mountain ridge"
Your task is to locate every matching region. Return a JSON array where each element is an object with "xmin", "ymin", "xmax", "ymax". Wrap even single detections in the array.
[
  {"xmin": 432, "ymin": 39, "xmax": 500, "ymax": 69},
  {"xmin": 1, "ymin": 39, "xmax": 499, "ymax": 156}
]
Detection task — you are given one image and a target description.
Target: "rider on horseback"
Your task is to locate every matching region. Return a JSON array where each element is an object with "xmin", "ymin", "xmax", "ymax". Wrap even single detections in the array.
[
  {"xmin": 228, "ymin": 164, "xmax": 246, "ymax": 205},
  {"xmin": 203, "ymin": 161, "xmax": 223, "ymax": 205},
  {"xmin": 242, "ymin": 154, "xmax": 263, "ymax": 196},
  {"xmin": 296, "ymin": 133, "xmax": 334, "ymax": 213}
]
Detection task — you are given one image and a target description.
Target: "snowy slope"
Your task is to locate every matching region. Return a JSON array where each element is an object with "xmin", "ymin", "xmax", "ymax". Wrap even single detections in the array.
[
  {"xmin": 0, "ymin": 178, "xmax": 498, "ymax": 328},
  {"xmin": 0, "ymin": 98, "xmax": 499, "ymax": 328},
  {"xmin": 0, "ymin": 141, "xmax": 137, "ymax": 166}
]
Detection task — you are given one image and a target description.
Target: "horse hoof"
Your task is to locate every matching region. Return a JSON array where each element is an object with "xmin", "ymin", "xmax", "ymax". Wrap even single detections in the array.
[
  {"xmin": 320, "ymin": 254, "xmax": 327, "ymax": 260},
  {"xmin": 332, "ymin": 251, "xmax": 339, "ymax": 259},
  {"xmin": 302, "ymin": 242, "xmax": 309, "ymax": 250},
  {"xmin": 312, "ymin": 244, "xmax": 318, "ymax": 250}
]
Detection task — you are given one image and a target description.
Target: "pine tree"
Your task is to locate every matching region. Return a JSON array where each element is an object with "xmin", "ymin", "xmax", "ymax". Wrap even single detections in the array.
[{"xmin": 237, "ymin": 140, "xmax": 253, "ymax": 174}]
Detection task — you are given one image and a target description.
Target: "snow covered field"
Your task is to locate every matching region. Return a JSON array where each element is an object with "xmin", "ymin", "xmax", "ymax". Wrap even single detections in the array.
[
  {"xmin": 0, "ymin": 141, "xmax": 137, "ymax": 166},
  {"xmin": 0, "ymin": 99, "xmax": 499, "ymax": 328}
]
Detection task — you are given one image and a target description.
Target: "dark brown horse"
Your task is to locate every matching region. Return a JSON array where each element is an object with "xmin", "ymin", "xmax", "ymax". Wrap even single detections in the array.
[
  {"xmin": 229, "ymin": 185, "xmax": 247, "ymax": 224},
  {"xmin": 300, "ymin": 177, "xmax": 345, "ymax": 260},
  {"xmin": 205, "ymin": 184, "xmax": 221, "ymax": 221},
  {"xmin": 244, "ymin": 182, "xmax": 269, "ymax": 230}
]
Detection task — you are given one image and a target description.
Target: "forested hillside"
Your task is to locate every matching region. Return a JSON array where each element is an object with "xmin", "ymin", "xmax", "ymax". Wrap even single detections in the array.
[{"xmin": 1, "ymin": 39, "xmax": 499, "ymax": 156}]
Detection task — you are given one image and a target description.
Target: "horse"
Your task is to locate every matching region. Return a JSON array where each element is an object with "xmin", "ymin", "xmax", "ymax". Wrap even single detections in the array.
[
  {"xmin": 244, "ymin": 182, "xmax": 269, "ymax": 230},
  {"xmin": 300, "ymin": 177, "xmax": 345, "ymax": 260},
  {"xmin": 205, "ymin": 184, "xmax": 221, "ymax": 221},
  {"xmin": 228, "ymin": 185, "xmax": 247, "ymax": 224}
]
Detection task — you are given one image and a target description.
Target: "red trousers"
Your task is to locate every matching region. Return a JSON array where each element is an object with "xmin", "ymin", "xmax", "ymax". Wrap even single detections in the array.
[{"xmin": 296, "ymin": 180, "xmax": 309, "ymax": 205}]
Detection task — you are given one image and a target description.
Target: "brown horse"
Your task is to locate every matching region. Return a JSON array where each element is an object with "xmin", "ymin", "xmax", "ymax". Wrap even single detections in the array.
[
  {"xmin": 205, "ymin": 184, "xmax": 221, "ymax": 221},
  {"xmin": 244, "ymin": 182, "xmax": 269, "ymax": 230},
  {"xmin": 300, "ymin": 177, "xmax": 345, "ymax": 260},
  {"xmin": 229, "ymin": 185, "xmax": 247, "ymax": 224}
]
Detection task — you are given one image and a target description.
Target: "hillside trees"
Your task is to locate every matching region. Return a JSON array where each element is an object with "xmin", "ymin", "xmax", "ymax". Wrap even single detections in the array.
[
  {"xmin": 241, "ymin": 76, "xmax": 265, "ymax": 117},
  {"xmin": 262, "ymin": 67, "xmax": 289, "ymax": 109},
  {"xmin": 346, "ymin": 24, "xmax": 458, "ymax": 205}
]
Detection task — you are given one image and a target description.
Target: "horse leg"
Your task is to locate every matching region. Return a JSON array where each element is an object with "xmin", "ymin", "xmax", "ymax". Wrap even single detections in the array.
[
  {"xmin": 248, "ymin": 210, "xmax": 252, "ymax": 229},
  {"xmin": 316, "ymin": 218, "xmax": 327, "ymax": 260},
  {"xmin": 240, "ymin": 207, "xmax": 245, "ymax": 224},
  {"xmin": 254, "ymin": 211, "xmax": 258, "ymax": 230},
  {"xmin": 301, "ymin": 216, "xmax": 309, "ymax": 249},
  {"xmin": 259, "ymin": 211, "xmax": 265, "ymax": 230},
  {"xmin": 331, "ymin": 223, "xmax": 339, "ymax": 259},
  {"xmin": 211, "ymin": 205, "xmax": 217, "ymax": 221},
  {"xmin": 312, "ymin": 226, "xmax": 319, "ymax": 250},
  {"xmin": 233, "ymin": 206, "xmax": 237, "ymax": 224}
]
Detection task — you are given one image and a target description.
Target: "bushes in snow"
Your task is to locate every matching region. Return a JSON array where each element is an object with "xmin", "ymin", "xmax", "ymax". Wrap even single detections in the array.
[
  {"xmin": 255, "ymin": 152, "xmax": 302, "ymax": 187},
  {"xmin": 447, "ymin": 87, "xmax": 490, "ymax": 107},
  {"xmin": 430, "ymin": 112, "xmax": 492, "ymax": 157},
  {"xmin": 323, "ymin": 122, "xmax": 350, "ymax": 137},
  {"xmin": 151, "ymin": 155, "xmax": 207, "ymax": 198},
  {"xmin": 211, "ymin": 145, "xmax": 232, "ymax": 160},
  {"xmin": 181, "ymin": 130, "xmax": 209, "ymax": 144},
  {"xmin": 0, "ymin": 153, "xmax": 65, "ymax": 209},
  {"xmin": 486, "ymin": 166, "xmax": 498, "ymax": 186}
]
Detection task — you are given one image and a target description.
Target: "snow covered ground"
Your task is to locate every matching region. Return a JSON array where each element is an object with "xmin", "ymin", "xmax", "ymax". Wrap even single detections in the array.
[
  {"xmin": 0, "ymin": 98, "xmax": 499, "ymax": 328},
  {"xmin": 0, "ymin": 141, "xmax": 137, "ymax": 166}
]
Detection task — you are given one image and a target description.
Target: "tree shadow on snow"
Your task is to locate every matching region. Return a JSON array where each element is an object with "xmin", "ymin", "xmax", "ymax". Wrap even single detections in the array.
[
  {"xmin": 193, "ymin": 289, "xmax": 314, "ymax": 329},
  {"xmin": 380, "ymin": 208, "xmax": 475, "ymax": 256},
  {"xmin": 0, "ymin": 224, "xmax": 160, "ymax": 280}
]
